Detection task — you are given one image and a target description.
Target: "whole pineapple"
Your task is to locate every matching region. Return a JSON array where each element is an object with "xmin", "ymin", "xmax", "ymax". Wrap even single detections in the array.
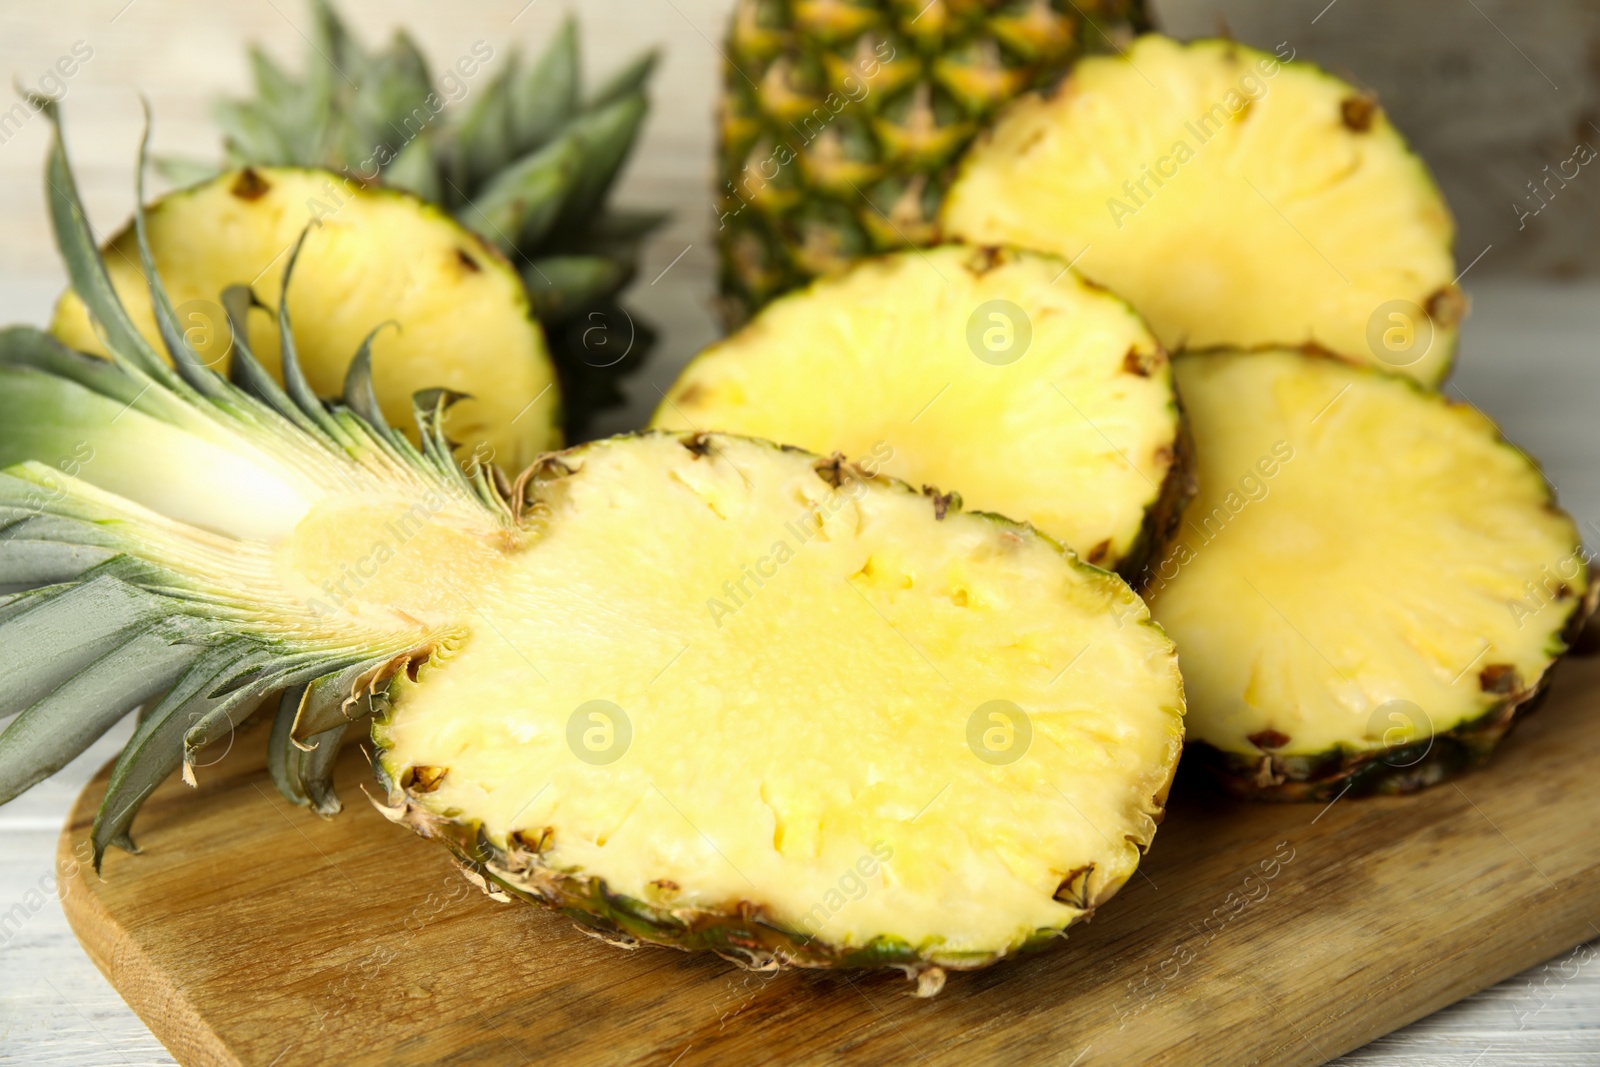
[
  {"xmin": 178, "ymin": 0, "xmax": 662, "ymax": 433},
  {"xmin": 716, "ymin": 0, "xmax": 1150, "ymax": 324}
]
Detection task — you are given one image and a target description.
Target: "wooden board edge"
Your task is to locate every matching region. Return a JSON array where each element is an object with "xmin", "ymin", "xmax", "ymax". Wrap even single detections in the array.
[
  {"xmin": 1327, "ymin": 904, "xmax": 1600, "ymax": 1065},
  {"xmin": 56, "ymin": 769, "xmax": 243, "ymax": 1067}
]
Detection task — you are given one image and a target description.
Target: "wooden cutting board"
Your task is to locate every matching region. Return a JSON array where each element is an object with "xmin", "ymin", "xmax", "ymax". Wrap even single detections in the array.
[{"xmin": 56, "ymin": 652, "xmax": 1600, "ymax": 1067}]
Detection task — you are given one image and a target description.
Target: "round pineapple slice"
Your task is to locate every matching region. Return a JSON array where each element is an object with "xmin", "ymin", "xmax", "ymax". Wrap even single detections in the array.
[
  {"xmin": 650, "ymin": 246, "xmax": 1192, "ymax": 581},
  {"xmin": 1147, "ymin": 350, "xmax": 1594, "ymax": 799},
  {"xmin": 942, "ymin": 35, "xmax": 1463, "ymax": 385},
  {"xmin": 373, "ymin": 432, "xmax": 1185, "ymax": 983},
  {"xmin": 51, "ymin": 167, "xmax": 561, "ymax": 469}
]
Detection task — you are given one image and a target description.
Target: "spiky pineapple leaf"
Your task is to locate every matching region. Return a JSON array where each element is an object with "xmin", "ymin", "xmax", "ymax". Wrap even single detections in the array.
[{"xmin": 0, "ymin": 103, "xmax": 512, "ymax": 864}]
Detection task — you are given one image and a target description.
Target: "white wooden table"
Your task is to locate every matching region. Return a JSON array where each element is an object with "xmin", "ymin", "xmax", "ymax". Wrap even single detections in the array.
[{"xmin": 1, "ymin": 2, "xmax": 1598, "ymax": 1063}]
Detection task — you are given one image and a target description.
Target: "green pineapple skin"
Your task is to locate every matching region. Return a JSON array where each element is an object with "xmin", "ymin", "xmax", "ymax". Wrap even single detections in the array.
[
  {"xmin": 1121, "ymin": 410, "xmax": 1195, "ymax": 589},
  {"xmin": 1191, "ymin": 572, "xmax": 1598, "ymax": 803},
  {"xmin": 715, "ymin": 0, "xmax": 1152, "ymax": 326}
]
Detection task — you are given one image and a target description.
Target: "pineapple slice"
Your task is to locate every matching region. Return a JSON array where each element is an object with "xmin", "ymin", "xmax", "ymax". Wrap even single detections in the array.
[
  {"xmin": 943, "ymin": 36, "xmax": 1462, "ymax": 385},
  {"xmin": 51, "ymin": 167, "xmax": 561, "ymax": 470},
  {"xmin": 651, "ymin": 246, "xmax": 1192, "ymax": 580},
  {"xmin": 0, "ymin": 110, "xmax": 1186, "ymax": 987},
  {"xmin": 1147, "ymin": 349, "xmax": 1593, "ymax": 798}
]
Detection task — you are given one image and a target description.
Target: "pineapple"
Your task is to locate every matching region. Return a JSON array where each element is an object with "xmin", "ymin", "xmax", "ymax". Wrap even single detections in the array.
[
  {"xmin": 1146, "ymin": 349, "xmax": 1594, "ymax": 799},
  {"xmin": 50, "ymin": 166, "xmax": 561, "ymax": 472},
  {"xmin": 717, "ymin": 0, "xmax": 1150, "ymax": 324},
  {"xmin": 184, "ymin": 0, "xmax": 662, "ymax": 432},
  {"xmin": 943, "ymin": 36, "xmax": 1464, "ymax": 385},
  {"xmin": 0, "ymin": 107, "xmax": 1187, "ymax": 990},
  {"xmin": 652, "ymin": 244, "xmax": 1192, "ymax": 580}
]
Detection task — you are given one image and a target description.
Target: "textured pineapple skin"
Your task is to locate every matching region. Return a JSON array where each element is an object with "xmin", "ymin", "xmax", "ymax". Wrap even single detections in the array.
[
  {"xmin": 716, "ymin": 0, "xmax": 1151, "ymax": 325},
  {"xmin": 1191, "ymin": 577, "xmax": 1598, "ymax": 802},
  {"xmin": 371, "ymin": 754, "xmax": 1150, "ymax": 988},
  {"xmin": 1124, "ymin": 410, "xmax": 1195, "ymax": 589},
  {"xmin": 367, "ymin": 433, "xmax": 1182, "ymax": 988}
]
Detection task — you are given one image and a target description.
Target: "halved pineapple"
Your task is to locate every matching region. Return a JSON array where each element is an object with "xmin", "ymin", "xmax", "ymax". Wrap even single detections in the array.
[
  {"xmin": 372, "ymin": 433, "xmax": 1185, "ymax": 979},
  {"xmin": 1147, "ymin": 349, "xmax": 1593, "ymax": 798},
  {"xmin": 942, "ymin": 36, "xmax": 1462, "ymax": 385},
  {"xmin": 0, "ymin": 112, "xmax": 1187, "ymax": 989},
  {"xmin": 651, "ymin": 245, "xmax": 1191, "ymax": 580},
  {"xmin": 50, "ymin": 167, "xmax": 561, "ymax": 469}
]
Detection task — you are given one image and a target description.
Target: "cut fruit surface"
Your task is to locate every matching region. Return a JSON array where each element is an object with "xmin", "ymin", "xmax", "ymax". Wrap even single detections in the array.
[
  {"xmin": 375, "ymin": 432, "xmax": 1185, "ymax": 969},
  {"xmin": 50, "ymin": 167, "xmax": 561, "ymax": 469},
  {"xmin": 3, "ymin": 112, "xmax": 1186, "ymax": 983},
  {"xmin": 651, "ymin": 246, "xmax": 1191, "ymax": 579},
  {"xmin": 942, "ymin": 36, "xmax": 1461, "ymax": 385},
  {"xmin": 1146, "ymin": 349, "xmax": 1592, "ymax": 798}
]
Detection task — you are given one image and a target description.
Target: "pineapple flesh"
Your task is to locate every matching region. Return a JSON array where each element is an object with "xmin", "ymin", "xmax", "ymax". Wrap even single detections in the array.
[
  {"xmin": 1147, "ymin": 349, "xmax": 1594, "ymax": 799},
  {"xmin": 185, "ymin": 1, "xmax": 662, "ymax": 433},
  {"xmin": 372, "ymin": 433, "xmax": 1184, "ymax": 974},
  {"xmin": 50, "ymin": 167, "xmax": 561, "ymax": 471},
  {"xmin": 0, "ymin": 107, "xmax": 1186, "ymax": 987},
  {"xmin": 717, "ymin": 0, "xmax": 1150, "ymax": 323},
  {"xmin": 652, "ymin": 245, "xmax": 1191, "ymax": 579},
  {"xmin": 942, "ymin": 36, "xmax": 1463, "ymax": 385}
]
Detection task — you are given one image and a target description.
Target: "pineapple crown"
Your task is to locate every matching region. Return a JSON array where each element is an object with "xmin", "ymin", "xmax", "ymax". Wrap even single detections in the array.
[
  {"xmin": 166, "ymin": 0, "xmax": 665, "ymax": 325},
  {"xmin": 0, "ymin": 101, "xmax": 515, "ymax": 866}
]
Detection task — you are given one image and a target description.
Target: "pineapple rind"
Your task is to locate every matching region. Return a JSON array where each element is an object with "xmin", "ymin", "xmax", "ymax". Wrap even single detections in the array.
[
  {"xmin": 1192, "ymin": 567, "xmax": 1596, "ymax": 801},
  {"xmin": 373, "ymin": 774, "xmax": 1084, "ymax": 985},
  {"xmin": 716, "ymin": 0, "xmax": 1151, "ymax": 324}
]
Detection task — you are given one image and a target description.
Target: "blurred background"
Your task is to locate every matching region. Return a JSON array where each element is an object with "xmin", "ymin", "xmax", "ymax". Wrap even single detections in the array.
[{"xmin": 0, "ymin": 2, "xmax": 1596, "ymax": 1064}]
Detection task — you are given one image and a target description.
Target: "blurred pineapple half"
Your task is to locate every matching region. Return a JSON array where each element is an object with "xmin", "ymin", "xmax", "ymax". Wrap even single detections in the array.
[
  {"xmin": 171, "ymin": 0, "xmax": 663, "ymax": 433},
  {"xmin": 716, "ymin": 0, "xmax": 1150, "ymax": 324}
]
